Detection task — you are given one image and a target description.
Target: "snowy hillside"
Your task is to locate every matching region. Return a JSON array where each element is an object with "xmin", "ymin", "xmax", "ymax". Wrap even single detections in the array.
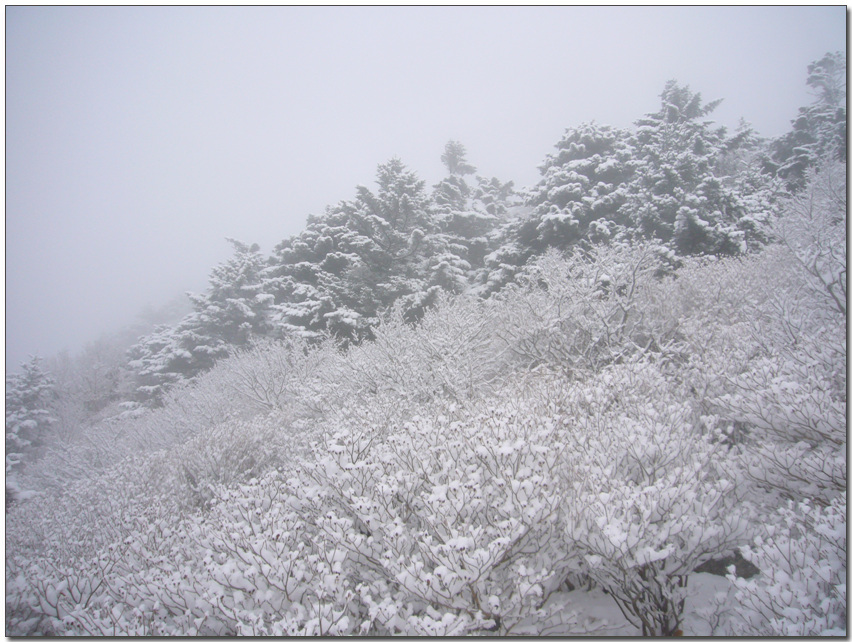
[{"xmin": 6, "ymin": 55, "xmax": 846, "ymax": 636}]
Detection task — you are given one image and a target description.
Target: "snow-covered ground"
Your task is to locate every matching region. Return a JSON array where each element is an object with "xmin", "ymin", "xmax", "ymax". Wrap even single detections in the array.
[{"xmin": 531, "ymin": 573, "xmax": 734, "ymax": 636}]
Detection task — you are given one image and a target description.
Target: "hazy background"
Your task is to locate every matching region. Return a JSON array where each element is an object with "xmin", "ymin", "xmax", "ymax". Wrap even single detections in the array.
[{"xmin": 6, "ymin": 6, "xmax": 846, "ymax": 371}]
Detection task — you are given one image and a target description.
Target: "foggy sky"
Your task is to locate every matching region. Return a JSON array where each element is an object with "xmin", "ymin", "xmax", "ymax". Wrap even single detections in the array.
[{"xmin": 6, "ymin": 6, "xmax": 846, "ymax": 371}]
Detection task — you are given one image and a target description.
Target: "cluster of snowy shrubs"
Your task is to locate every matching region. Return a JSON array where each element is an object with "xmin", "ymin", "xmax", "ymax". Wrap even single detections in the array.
[{"xmin": 6, "ymin": 164, "xmax": 846, "ymax": 635}]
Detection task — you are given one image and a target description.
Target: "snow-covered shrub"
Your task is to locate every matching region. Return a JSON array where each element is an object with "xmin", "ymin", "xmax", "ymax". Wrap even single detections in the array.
[
  {"xmin": 704, "ymin": 164, "xmax": 845, "ymax": 507},
  {"xmin": 731, "ymin": 493, "xmax": 847, "ymax": 636},
  {"xmin": 189, "ymin": 473, "xmax": 365, "ymax": 635},
  {"xmin": 5, "ymin": 412, "xmax": 312, "ymax": 633},
  {"xmin": 5, "ymin": 459, "xmax": 166, "ymax": 635},
  {"xmin": 20, "ymin": 336, "xmax": 329, "ymax": 500},
  {"xmin": 494, "ymin": 242, "xmax": 675, "ymax": 377},
  {"xmin": 218, "ymin": 335, "xmax": 336, "ymax": 416},
  {"xmin": 645, "ymin": 253, "xmax": 771, "ymax": 359},
  {"xmin": 770, "ymin": 160, "xmax": 846, "ymax": 315},
  {"xmin": 634, "ymin": 248, "xmax": 795, "ymax": 424},
  {"xmin": 717, "ymin": 343, "xmax": 845, "ymax": 505},
  {"xmin": 706, "ymin": 160, "xmax": 847, "ymax": 635},
  {"xmin": 558, "ymin": 360, "xmax": 747, "ymax": 636},
  {"xmin": 300, "ymin": 373, "xmax": 582, "ymax": 635},
  {"xmin": 340, "ymin": 291, "xmax": 508, "ymax": 406},
  {"xmin": 64, "ymin": 475, "xmax": 302, "ymax": 636},
  {"xmin": 292, "ymin": 358, "xmax": 745, "ymax": 636},
  {"xmin": 147, "ymin": 412, "xmax": 305, "ymax": 510}
]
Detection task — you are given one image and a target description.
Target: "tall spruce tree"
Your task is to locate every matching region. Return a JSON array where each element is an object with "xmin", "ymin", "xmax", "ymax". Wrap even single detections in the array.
[
  {"xmin": 620, "ymin": 81, "xmax": 748, "ymax": 256},
  {"xmin": 263, "ymin": 209, "xmax": 361, "ymax": 341},
  {"xmin": 263, "ymin": 159, "xmax": 438, "ymax": 343},
  {"xmin": 766, "ymin": 52, "xmax": 847, "ymax": 192},
  {"xmin": 430, "ymin": 141, "xmax": 511, "ymax": 295},
  {"xmin": 480, "ymin": 123, "xmax": 633, "ymax": 293},
  {"xmin": 430, "ymin": 142, "xmax": 477, "ymax": 295},
  {"xmin": 333, "ymin": 158, "xmax": 438, "ymax": 329}
]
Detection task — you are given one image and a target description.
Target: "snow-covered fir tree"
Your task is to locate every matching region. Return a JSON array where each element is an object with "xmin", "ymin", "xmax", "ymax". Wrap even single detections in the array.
[
  {"xmin": 429, "ymin": 141, "xmax": 480, "ymax": 294},
  {"xmin": 264, "ymin": 158, "xmax": 442, "ymax": 342},
  {"xmin": 482, "ymin": 123, "xmax": 635, "ymax": 292},
  {"xmin": 524, "ymin": 122, "xmax": 634, "ymax": 249},
  {"xmin": 5, "ymin": 357, "xmax": 56, "ymax": 507},
  {"xmin": 128, "ymin": 240, "xmax": 271, "ymax": 405},
  {"xmin": 336, "ymin": 157, "xmax": 439, "ymax": 326},
  {"xmin": 766, "ymin": 51, "xmax": 846, "ymax": 192},
  {"xmin": 430, "ymin": 141, "xmax": 515, "ymax": 295},
  {"xmin": 262, "ymin": 210, "xmax": 358, "ymax": 341},
  {"xmin": 620, "ymin": 81, "xmax": 752, "ymax": 256}
]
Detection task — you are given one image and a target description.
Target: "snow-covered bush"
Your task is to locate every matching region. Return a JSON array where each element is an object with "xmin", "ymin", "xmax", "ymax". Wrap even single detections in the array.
[
  {"xmin": 217, "ymin": 336, "xmax": 336, "ymax": 416},
  {"xmin": 700, "ymin": 162, "xmax": 847, "ymax": 636},
  {"xmin": 186, "ymin": 473, "xmax": 366, "ymax": 635},
  {"xmin": 339, "ymin": 291, "xmax": 508, "ymax": 406},
  {"xmin": 770, "ymin": 160, "xmax": 846, "ymax": 315},
  {"xmin": 50, "ymin": 356, "xmax": 749, "ymax": 637},
  {"xmin": 557, "ymin": 360, "xmax": 747, "ymax": 636},
  {"xmin": 718, "ymin": 343, "xmax": 845, "ymax": 505},
  {"xmin": 493, "ymin": 242, "xmax": 676, "ymax": 376},
  {"xmin": 149, "ymin": 412, "xmax": 305, "ymax": 510},
  {"xmin": 6, "ymin": 459, "xmax": 164, "ymax": 635},
  {"xmin": 731, "ymin": 493, "xmax": 847, "ymax": 636},
  {"xmin": 704, "ymin": 163, "xmax": 846, "ymax": 507},
  {"xmin": 295, "ymin": 359, "xmax": 745, "ymax": 636},
  {"xmin": 20, "ymin": 335, "xmax": 332, "ymax": 499},
  {"xmin": 300, "ymin": 375, "xmax": 580, "ymax": 635}
]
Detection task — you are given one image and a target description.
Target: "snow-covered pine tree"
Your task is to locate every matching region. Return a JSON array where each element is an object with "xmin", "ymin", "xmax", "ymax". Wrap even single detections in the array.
[
  {"xmin": 429, "ymin": 141, "xmax": 512, "ymax": 295},
  {"xmin": 6, "ymin": 356, "xmax": 56, "ymax": 507},
  {"xmin": 264, "ymin": 159, "xmax": 441, "ymax": 342},
  {"xmin": 428, "ymin": 141, "xmax": 479, "ymax": 295},
  {"xmin": 479, "ymin": 123, "xmax": 631, "ymax": 293},
  {"xmin": 469, "ymin": 174, "xmax": 516, "ymax": 261},
  {"xmin": 440, "ymin": 139, "xmax": 477, "ymax": 178},
  {"xmin": 334, "ymin": 158, "xmax": 439, "ymax": 329},
  {"xmin": 713, "ymin": 120, "xmax": 776, "ymax": 251},
  {"xmin": 620, "ymin": 81, "xmax": 749, "ymax": 256},
  {"xmin": 263, "ymin": 209, "xmax": 362, "ymax": 341},
  {"xmin": 128, "ymin": 240, "xmax": 271, "ymax": 405},
  {"xmin": 524, "ymin": 122, "xmax": 634, "ymax": 250},
  {"xmin": 193, "ymin": 239, "xmax": 272, "ymax": 346},
  {"xmin": 766, "ymin": 51, "xmax": 846, "ymax": 192}
]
